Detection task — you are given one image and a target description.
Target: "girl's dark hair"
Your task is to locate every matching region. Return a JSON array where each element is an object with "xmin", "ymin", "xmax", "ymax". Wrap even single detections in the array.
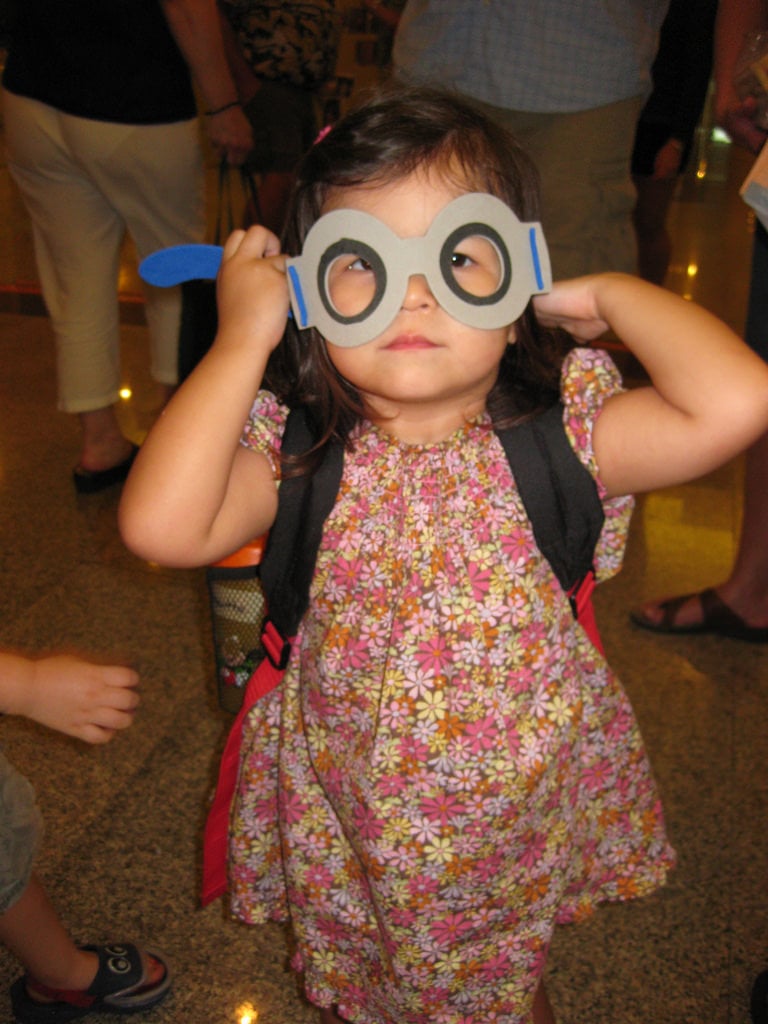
[{"xmin": 265, "ymin": 84, "xmax": 574, "ymax": 466}]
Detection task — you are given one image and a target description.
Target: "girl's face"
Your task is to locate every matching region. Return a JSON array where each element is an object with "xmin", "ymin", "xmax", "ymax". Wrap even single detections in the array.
[{"xmin": 320, "ymin": 168, "xmax": 516, "ymax": 444}]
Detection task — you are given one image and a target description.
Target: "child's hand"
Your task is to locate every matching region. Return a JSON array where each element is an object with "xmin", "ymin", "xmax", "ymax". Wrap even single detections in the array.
[
  {"xmin": 532, "ymin": 276, "xmax": 612, "ymax": 342},
  {"xmin": 7, "ymin": 654, "xmax": 140, "ymax": 744},
  {"xmin": 216, "ymin": 225, "xmax": 291, "ymax": 354}
]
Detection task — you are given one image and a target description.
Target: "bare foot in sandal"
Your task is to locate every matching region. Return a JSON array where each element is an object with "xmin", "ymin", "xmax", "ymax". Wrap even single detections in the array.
[{"xmin": 630, "ymin": 587, "xmax": 768, "ymax": 642}]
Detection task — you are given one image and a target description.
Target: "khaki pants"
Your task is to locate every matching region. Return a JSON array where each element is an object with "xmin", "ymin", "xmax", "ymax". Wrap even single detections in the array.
[
  {"xmin": 474, "ymin": 95, "xmax": 643, "ymax": 280},
  {"xmin": 4, "ymin": 90, "xmax": 206, "ymax": 412}
]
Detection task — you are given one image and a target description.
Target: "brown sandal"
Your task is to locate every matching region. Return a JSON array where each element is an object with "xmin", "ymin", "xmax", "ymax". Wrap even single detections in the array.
[{"xmin": 630, "ymin": 587, "xmax": 768, "ymax": 643}]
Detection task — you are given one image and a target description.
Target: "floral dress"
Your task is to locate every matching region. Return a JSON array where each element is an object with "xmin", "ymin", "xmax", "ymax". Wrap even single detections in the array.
[{"xmin": 230, "ymin": 348, "xmax": 674, "ymax": 1024}]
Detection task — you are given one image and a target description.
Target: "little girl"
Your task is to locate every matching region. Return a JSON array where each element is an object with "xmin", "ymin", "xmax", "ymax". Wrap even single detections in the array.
[{"xmin": 120, "ymin": 87, "xmax": 768, "ymax": 1024}]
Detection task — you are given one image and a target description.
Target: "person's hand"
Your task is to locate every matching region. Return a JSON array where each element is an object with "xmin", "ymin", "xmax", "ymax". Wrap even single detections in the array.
[
  {"xmin": 532, "ymin": 275, "xmax": 612, "ymax": 342},
  {"xmin": 216, "ymin": 225, "xmax": 290, "ymax": 353},
  {"xmin": 652, "ymin": 138, "xmax": 684, "ymax": 180},
  {"xmin": 363, "ymin": 0, "xmax": 401, "ymax": 29},
  {"xmin": 206, "ymin": 104, "xmax": 254, "ymax": 166},
  {"xmin": 14, "ymin": 655, "xmax": 140, "ymax": 744},
  {"xmin": 716, "ymin": 86, "xmax": 768, "ymax": 155}
]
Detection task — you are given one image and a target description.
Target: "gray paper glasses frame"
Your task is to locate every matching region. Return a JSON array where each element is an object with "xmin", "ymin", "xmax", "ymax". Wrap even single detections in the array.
[{"xmin": 285, "ymin": 192, "xmax": 552, "ymax": 348}]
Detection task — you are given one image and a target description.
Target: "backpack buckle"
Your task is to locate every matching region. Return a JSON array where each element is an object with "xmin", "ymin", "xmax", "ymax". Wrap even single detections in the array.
[{"xmin": 261, "ymin": 618, "xmax": 292, "ymax": 670}]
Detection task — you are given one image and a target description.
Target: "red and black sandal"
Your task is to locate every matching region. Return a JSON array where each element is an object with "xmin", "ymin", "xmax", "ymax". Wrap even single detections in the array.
[{"xmin": 10, "ymin": 943, "xmax": 171, "ymax": 1023}]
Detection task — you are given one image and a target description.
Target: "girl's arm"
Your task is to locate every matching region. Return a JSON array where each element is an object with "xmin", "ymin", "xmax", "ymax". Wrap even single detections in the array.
[
  {"xmin": 119, "ymin": 227, "xmax": 289, "ymax": 568},
  {"xmin": 534, "ymin": 273, "xmax": 768, "ymax": 498}
]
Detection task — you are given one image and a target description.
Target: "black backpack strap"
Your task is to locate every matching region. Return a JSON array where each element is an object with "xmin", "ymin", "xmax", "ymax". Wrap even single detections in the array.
[
  {"xmin": 494, "ymin": 402, "xmax": 605, "ymax": 600},
  {"xmin": 258, "ymin": 407, "xmax": 343, "ymax": 664},
  {"xmin": 259, "ymin": 402, "xmax": 603, "ymax": 667}
]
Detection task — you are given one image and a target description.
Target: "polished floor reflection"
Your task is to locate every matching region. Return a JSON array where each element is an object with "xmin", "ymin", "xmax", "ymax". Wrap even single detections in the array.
[{"xmin": 0, "ymin": 118, "xmax": 765, "ymax": 1024}]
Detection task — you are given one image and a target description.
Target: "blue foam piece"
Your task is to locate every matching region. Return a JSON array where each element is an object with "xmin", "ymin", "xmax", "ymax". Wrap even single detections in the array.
[{"xmin": 139, "ymin": 244, "xmax": 224, "ymax": 286}]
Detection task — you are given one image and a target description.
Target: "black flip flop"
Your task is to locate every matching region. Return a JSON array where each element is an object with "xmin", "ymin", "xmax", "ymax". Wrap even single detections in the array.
[{"xmin": 72, "ymin": 445, "xmax": 139, "ymax": 495}]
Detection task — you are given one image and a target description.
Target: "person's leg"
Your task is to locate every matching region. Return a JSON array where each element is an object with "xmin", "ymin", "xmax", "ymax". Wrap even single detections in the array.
[
  {"xmin": 717, "ymin": 428, "xmax": 768, "ymax": 621},
  {"xmin": 72, "ymin": 116, "xmax": 206, "ymax": 397},
  {"xmin": 477, "ymin": 97, "xmax": 642, "ymax": 279},
  {"xmin": 630, "ymin": 122, "xmax": 685, "ymax": 285},
  {"xmin": 631, "ymin": 222, "xmax": 768, "ymax": 633},
  {"xmin": 0, "ymin": 758, "xmax": 98, "ymax": 989},
  {"xmin": 319, "ymin": 1007, "xmax": 348, "ymax": 1023},
  {"xmin": 75, "ymin": 408, "xmax": 136, "ymax": 475},
  {"xmin": 4, "ymin": 92, "xmax": 134, "ymax": 472},
  {"xmin": 316, "ymin": 983, "xmax": 554, "ymax": 1022},
  {"xmin": 632, "ymin": 173, "xmax": 678, "ymax": 285},
  {"xmin": 723, "ymin": 220, "xmax": 768, "ymax": 621},
  {"xmin": 2, "ymin": 874, "xmax": 167, "ymax": 1007},
  {"xmin": 532, "ymin": 980, "xmax": 556, "ymax": 1024},
  {"xmin": 633, "ymin": 428, "xmax": 768, "ymax": 633},
  {"xmin": 0, "ymin": 873, "xmax": 99, "ymax": 991}
]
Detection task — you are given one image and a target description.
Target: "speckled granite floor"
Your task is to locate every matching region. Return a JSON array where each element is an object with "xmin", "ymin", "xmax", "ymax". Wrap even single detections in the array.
[{"xmin": 0, "ymin": 126, "xmax": 766, "ymax": 1024}]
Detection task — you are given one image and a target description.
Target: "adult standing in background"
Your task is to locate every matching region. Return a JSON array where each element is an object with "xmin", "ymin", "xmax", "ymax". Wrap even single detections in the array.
[
  {"xmin": 631, "ymin": 3, "xmax": 768, "ymax": 1016},
  {"xmin": 218, "ymin": 0, "xmax": 341, "ymax": 234},
  {"xmin": 631, "ymin": 0, "xmax": 718, "ymax": 285},
  {"xmin": 632, "ymin": 0, "xmax": 768, "ymax": 646},
  {"xmin": 393, "ymin": 0, "xmax": 670, "ymax": 280},
  {"xmin": 2, "ymin": 0, "xmax": 253, "ymax": 493}
]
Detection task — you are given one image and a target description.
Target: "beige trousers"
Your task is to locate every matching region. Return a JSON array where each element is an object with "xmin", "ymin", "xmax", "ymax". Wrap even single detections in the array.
[
  {"xmin": 474, "ymin": 95, "xmax": 644, "ymax": 280},
  {"xmin": 4, "ymin": 90, "xmax": 206, "ymax": 412}
]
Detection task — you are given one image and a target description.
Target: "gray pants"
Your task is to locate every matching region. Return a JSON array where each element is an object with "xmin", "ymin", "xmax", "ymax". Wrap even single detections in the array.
[{"xmin": 0, "ymin": 751, "xmax": 43, "ymax": 915}]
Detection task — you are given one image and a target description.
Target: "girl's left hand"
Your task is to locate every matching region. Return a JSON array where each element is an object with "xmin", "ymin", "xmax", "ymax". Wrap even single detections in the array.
[{"xmin": 533, "ymin": 276, "xmax": 612, "ymax": 342}]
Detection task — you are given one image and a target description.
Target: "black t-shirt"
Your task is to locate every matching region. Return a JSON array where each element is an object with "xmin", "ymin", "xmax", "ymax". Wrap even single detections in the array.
[{"xmin": 2, "ymin": 0, "xmax": 197, "ymax": 124}]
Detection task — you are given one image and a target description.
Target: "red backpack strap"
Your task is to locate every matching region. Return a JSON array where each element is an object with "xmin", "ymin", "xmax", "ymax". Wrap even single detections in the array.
[
  {"xmin": 201, "ymin": 647, "xmax": 291, "ymax": 905},
  {"xmin": 567, "ymin": 569, "xmax": 604, "ymax": 655},
  {"xmin": 202, "ymin": 406, "xmax": 342, "ymax": 904}
]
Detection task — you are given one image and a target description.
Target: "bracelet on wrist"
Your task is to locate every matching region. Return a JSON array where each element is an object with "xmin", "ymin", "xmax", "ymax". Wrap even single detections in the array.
[{"xmin": 205, "ymin": 100, "xmax": 241, "ymax": 117}]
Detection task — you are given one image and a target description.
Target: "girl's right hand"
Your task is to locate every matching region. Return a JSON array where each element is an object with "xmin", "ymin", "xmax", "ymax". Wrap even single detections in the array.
[{"xmin": 216, "ymin": 225, "xmax": 291, "ymax": 354}]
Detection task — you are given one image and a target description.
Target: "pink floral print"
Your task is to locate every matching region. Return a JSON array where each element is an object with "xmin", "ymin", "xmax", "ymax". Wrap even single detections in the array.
[{"xmin": 230, "ymin": 348, "xmax": 674, "ymax": 1024}]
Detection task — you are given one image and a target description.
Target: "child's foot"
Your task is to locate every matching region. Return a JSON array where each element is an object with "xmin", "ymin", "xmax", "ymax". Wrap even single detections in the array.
[{"xmin": 11, "ymin": 943, "xmax": 171, "ymax": 1022}]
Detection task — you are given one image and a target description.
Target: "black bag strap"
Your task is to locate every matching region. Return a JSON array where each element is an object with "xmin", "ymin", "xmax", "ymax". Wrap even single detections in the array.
[
  {"xmin": 494, "ymin": 402, "xmax": 604, "ymax": 595},
  {"xmin": 259, "ymin": 407, "xmax": 343, "ymax": 652},
  {"xmin": 214, "ymin": 158, "xmax": 264, "ymax": 243}
]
